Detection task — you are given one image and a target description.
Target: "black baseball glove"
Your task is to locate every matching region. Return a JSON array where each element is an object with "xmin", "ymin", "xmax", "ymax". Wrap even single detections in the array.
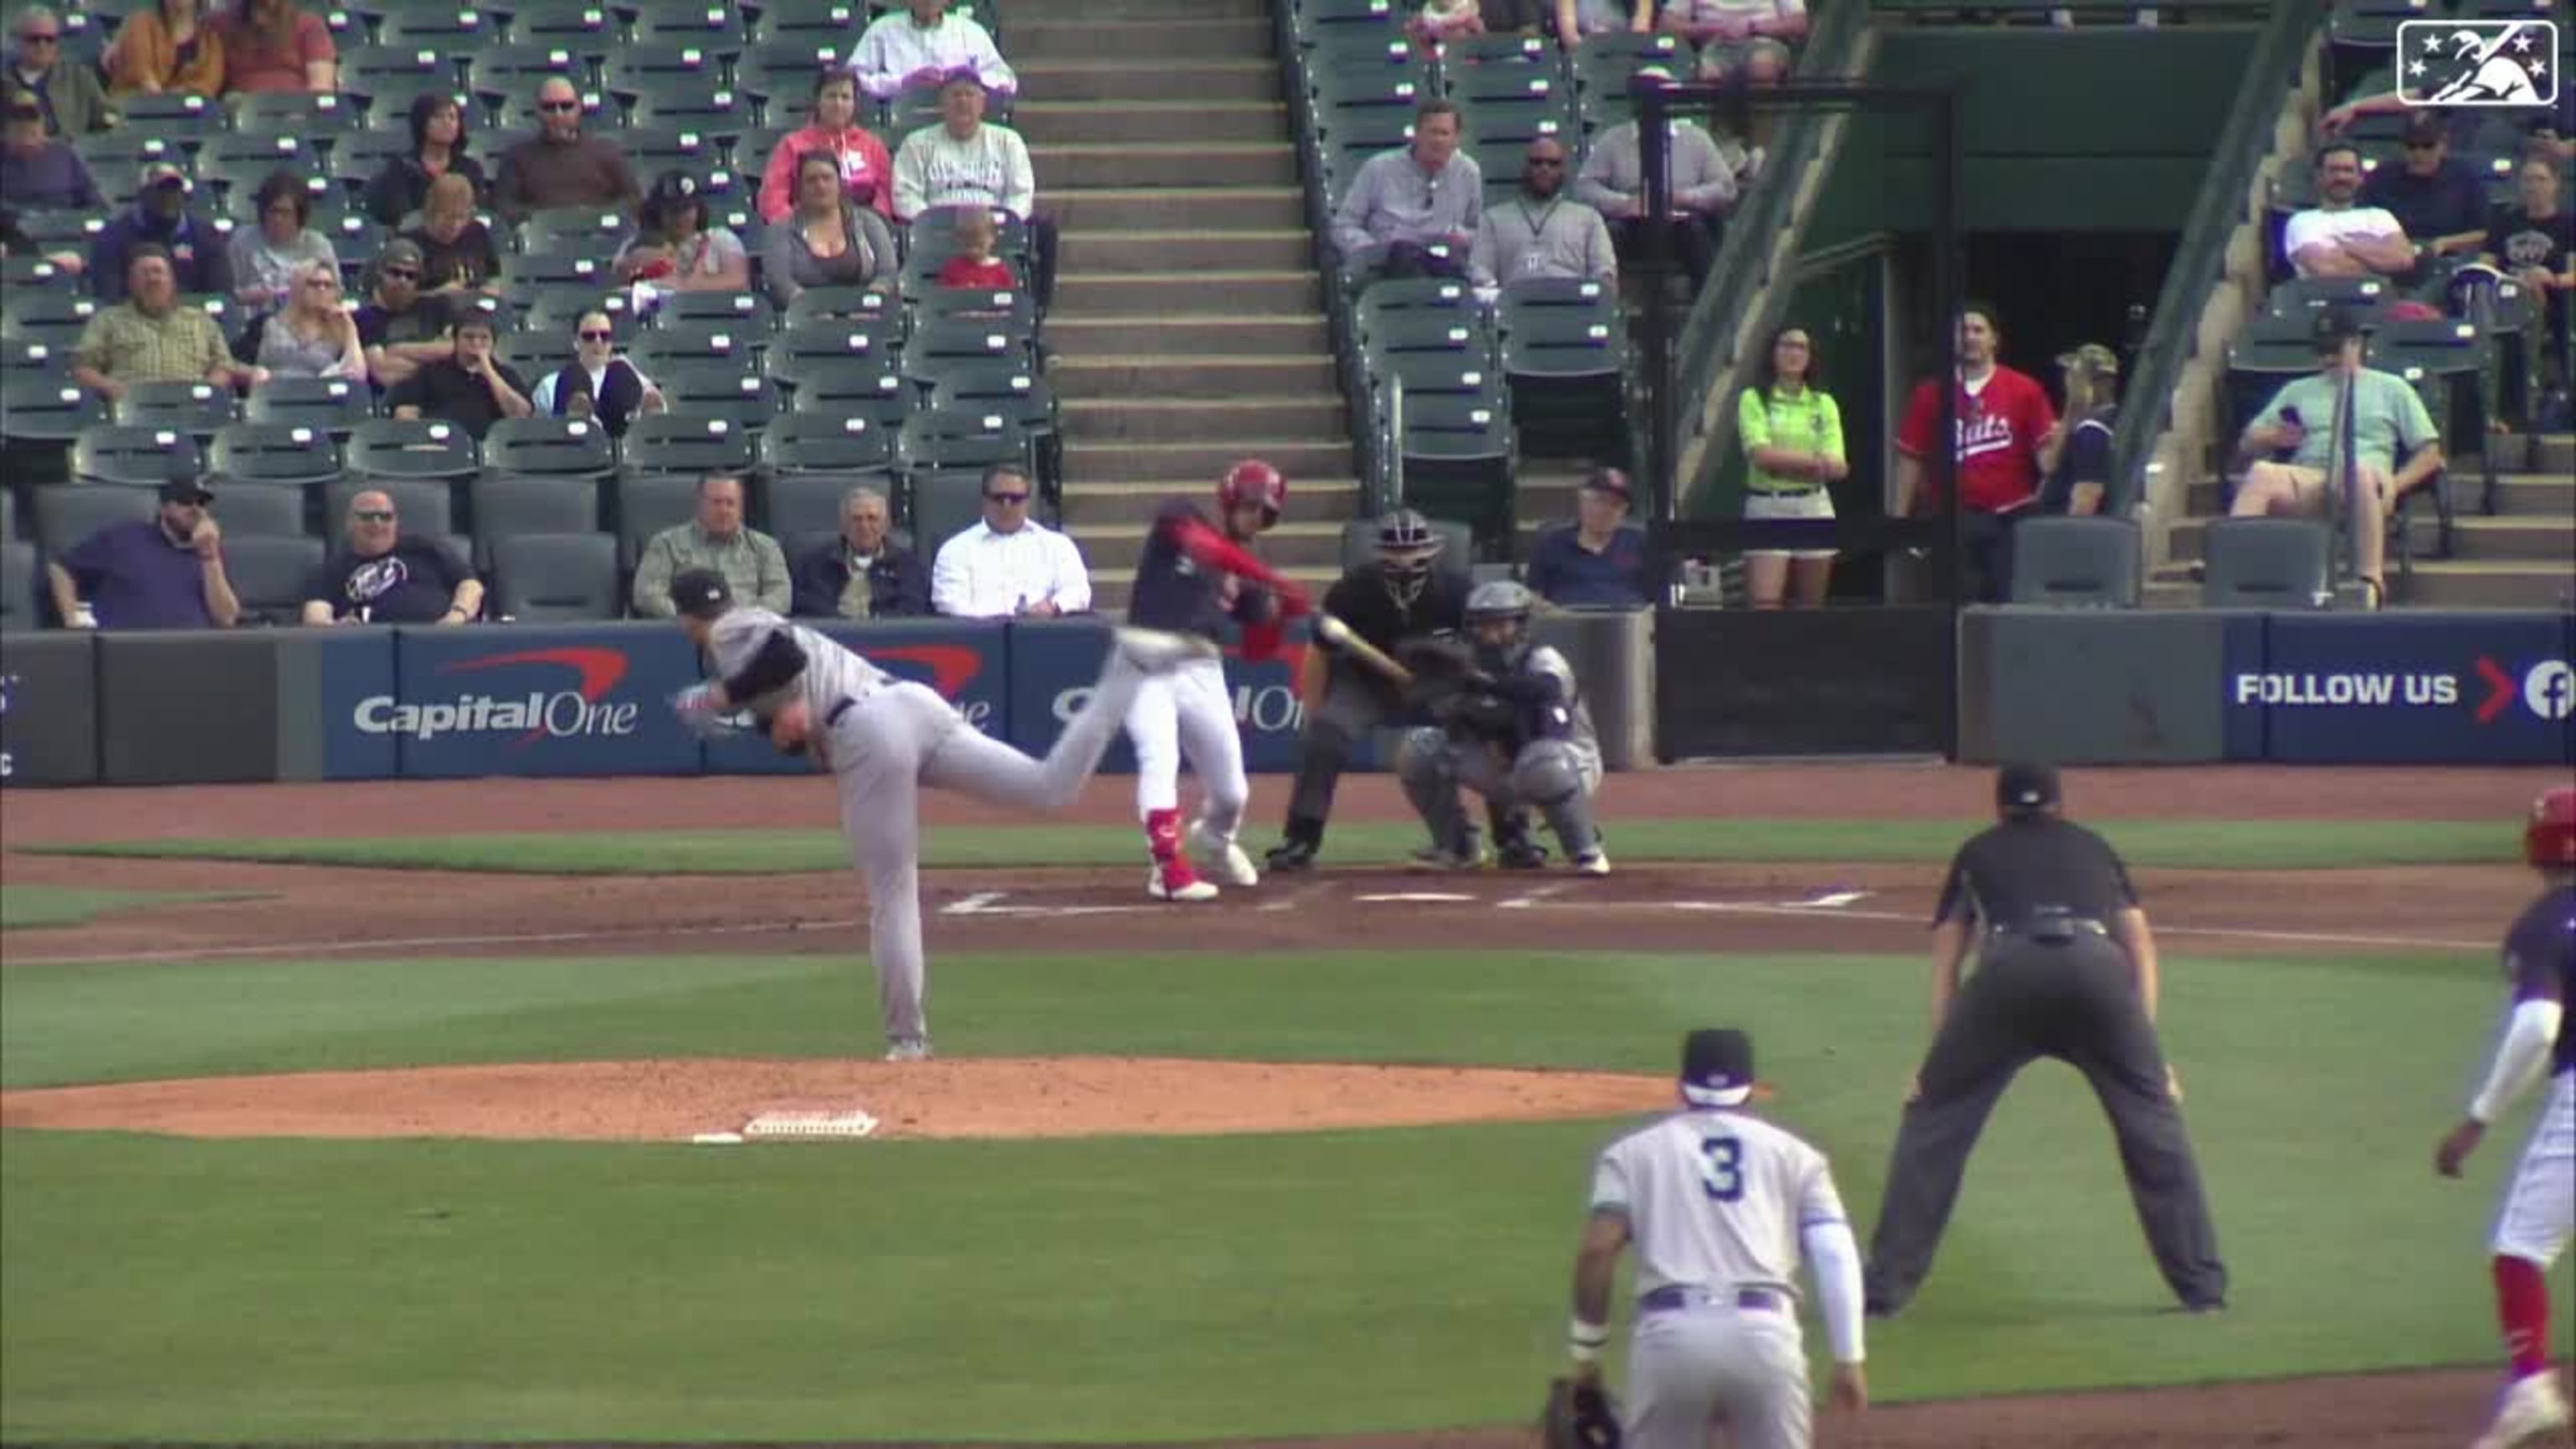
[
  {"xmin": 1540, "ymin": 1376, "xmax": 1621, "ymax": 1449},
  {"xmin": 1394, "ymin": 632, "xmax": 1482, "ymax": 683}
]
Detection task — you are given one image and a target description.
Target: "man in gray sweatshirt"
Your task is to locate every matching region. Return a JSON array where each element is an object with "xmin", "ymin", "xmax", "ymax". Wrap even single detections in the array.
[
  {"xmin": 1573, "ymin": 67, "xmax": 1737, "ymax": 289},
  {"xmin": 1329, "ymin": 99, "xmax": 1482, "ymax": 283},
  {"xmin": 1469, "ymin": 135, "xmax": 1617, "ymax": 294}
]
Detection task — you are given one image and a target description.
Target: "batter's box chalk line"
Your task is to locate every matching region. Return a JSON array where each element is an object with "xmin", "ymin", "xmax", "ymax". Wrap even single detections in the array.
[{"xmin": 735, "ymin": 1109, "xmax": 881, "ymax": 1140}]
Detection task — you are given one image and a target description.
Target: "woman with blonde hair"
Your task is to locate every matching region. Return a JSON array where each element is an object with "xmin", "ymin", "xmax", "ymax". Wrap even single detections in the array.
[
  {"xmin": 762, "ymin": 149, "xmax": 897, "ymax": 305},
  {"xmin": 402, "ymin": 171, "xmax": 501, "ymax": 299},
  {"xmin": 2038, "ymin": 342, "xmax": 2122, "ymax": 517},
  {"xmin": 102, "ymin": 0, "xmax": 226, "ymax": 97},
  {"xmin": 1736, "ymin": 322, "xmax": 1846, "ymax": 609},
  {"xmin": 246, "ymin": 257, "xmax": 365, "ymax": 381}
]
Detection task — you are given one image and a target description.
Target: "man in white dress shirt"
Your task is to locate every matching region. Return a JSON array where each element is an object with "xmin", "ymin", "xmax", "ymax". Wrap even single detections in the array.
[
  {"xmin": 848, "ymin": 0, "xmax": 1015, "ymax": 101},
  {"xmin": 931, "ymin": 463, "xmax": 1093, "ymax": 618}
]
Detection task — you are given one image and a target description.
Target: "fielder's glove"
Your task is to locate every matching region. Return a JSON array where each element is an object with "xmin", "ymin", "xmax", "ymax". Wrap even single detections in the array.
[
  {"xmin": 1540, "ymin": 1376, "xmax": 1621, "ymax": 1449},
  {"xmin": 669, "ymin": 684, "xmax": 755, "ymax": 740},
  {"xmin": 1394, "ymin": 633, "xmax": 1480, "ymax": 682}
]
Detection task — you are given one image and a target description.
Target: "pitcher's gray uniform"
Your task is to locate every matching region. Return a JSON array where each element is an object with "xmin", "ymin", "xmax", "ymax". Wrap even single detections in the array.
[
  {"xmin": 671, "ymin": 569, "xmax": 1192, "ymax": 1059},
  {"xmin": 1571, "ymin": 1029, "xmax": 1868, "ymax": 1449}
]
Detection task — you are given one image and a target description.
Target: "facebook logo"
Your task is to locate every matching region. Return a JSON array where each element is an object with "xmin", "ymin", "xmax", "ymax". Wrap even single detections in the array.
[{"xmin": 2526, "ymin": 661, "xmax": 2575, "ymax": 722}]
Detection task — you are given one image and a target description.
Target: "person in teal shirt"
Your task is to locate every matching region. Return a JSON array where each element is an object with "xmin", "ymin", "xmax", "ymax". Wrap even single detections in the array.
[{"xmin": 2230, "ymin": 308, "xmax": 2444, "ymax": 608}]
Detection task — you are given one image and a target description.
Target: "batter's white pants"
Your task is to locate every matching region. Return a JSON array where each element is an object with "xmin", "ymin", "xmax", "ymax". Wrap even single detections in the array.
[
  {"xmin": 1624, "ymin": 1296, "xmax": 1813, "ymax": 1449},
  {"xmin": 825, "ymin": 658, "xmax": 1145, "ymax": 1046},
  {"xmin": 1123, "ymin": 655, "xmax": 1249, "ymax": 837},
  {"xmin": 2493, "ymin": 1071, "xmax": 2576, "ymax": 1266}
]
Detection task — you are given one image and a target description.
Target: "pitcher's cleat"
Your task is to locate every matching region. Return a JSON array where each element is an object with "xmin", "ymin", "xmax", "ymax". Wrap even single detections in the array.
[{"xmin": 884, "ymin": 1037, "xmax": 934, "ymax": 1063}]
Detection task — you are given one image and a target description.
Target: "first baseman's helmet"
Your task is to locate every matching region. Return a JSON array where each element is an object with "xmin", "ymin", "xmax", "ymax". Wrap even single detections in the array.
[
  {"xmin": 1218, "ymin": 459, "xmax": 1287, "ymax": 521},
  {"xmin": 2527, "ymin": 786, "xmax": 2576, "ymax": 870}
]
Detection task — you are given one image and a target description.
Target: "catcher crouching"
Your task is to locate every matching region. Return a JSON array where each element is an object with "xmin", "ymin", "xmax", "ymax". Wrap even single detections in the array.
[{"xmin": 1395, "ymin": 579, "xmax": 1608, "ymax": 875}]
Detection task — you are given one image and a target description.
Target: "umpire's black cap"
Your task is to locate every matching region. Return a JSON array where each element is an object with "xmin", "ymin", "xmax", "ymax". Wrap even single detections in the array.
[
  {"xmin": 1997, "ymin": 761, "xmax": 2062, "ymax": 816},
  {"xmin": 1679, "ymin": 1028, "xmax": 1757, "ymax": 1108},
  {"xmin": 669, "ymin": 569, "xmax": 733, "ymax": 621}
]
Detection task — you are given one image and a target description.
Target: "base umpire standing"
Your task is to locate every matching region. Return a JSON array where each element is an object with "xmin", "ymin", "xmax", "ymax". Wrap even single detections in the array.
[{"xmin": 1862, "ymin": 764, "xmax": 2228, "ymax": 1317}]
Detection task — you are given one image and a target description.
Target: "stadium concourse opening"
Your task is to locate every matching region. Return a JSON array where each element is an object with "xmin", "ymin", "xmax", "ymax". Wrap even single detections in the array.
[{"xmin": 1635, "ymin": 76, "xmax": 1969, "ymax": 762}]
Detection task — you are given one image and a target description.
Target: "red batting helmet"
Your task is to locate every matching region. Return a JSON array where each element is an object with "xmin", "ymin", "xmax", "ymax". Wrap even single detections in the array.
[
  {"xmin": 1218, "ymin": 459, "xmax": 1286, "ymax": 520},
  {"xmin": 2528, "ymin": 787, "xmax": 2576, "ymax": 870}
]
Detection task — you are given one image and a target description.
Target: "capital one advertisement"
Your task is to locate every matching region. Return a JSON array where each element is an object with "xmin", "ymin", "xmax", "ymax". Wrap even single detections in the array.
[
  {"xmin": 1005, "ymin": 620, "xmax": 1332, "ymax": 775},
  {"xmin": 371, "ymin": 625, "xmax": 704, "ymax": 777},
  {"xmin": 2237, "ymin": 611, "xmax": 2576, "ymax": 764}
]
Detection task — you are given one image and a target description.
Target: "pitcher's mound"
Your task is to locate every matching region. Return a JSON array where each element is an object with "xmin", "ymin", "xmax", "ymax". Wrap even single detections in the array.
[{"xmin": 0, "ymin": 1057, "xmax": 1676, "ymax": 1143}]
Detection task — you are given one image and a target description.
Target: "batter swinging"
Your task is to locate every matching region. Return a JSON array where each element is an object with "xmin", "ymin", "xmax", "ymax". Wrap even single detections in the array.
[{"xmin": 665, "ymin": 568, "xmax": 1208, "ymax": 1062}]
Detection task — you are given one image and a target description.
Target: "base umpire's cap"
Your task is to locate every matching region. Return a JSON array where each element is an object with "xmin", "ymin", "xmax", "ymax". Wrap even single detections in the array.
[{"xmin": 1997, "ymin": 762, "xmax": 2062, "ymax": 815}]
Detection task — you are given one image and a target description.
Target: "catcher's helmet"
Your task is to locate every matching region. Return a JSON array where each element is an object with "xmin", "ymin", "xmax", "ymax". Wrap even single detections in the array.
[
  {"xmin": 2527, "ymin": 786, "xmax": 2576, "ymax": 870},
  {"xmin": 1218, "ymin": 459, "xmax": 1287, "ymax": 520},
  {"xmin": 1465, "ymin": 579, "xmax": 1536, "ymax": 624}
]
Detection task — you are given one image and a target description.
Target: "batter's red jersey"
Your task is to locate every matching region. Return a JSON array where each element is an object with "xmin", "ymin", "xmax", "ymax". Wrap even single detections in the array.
[{"xmin": 1896, "ymin": 366, "xmax": 2057, "ymax": 515}]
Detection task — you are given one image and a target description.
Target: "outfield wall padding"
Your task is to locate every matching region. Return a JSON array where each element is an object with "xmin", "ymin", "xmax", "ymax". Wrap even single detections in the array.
[{"xmin": 1956, "ymin": 608, "xmax": 2254, "ymax": 766}]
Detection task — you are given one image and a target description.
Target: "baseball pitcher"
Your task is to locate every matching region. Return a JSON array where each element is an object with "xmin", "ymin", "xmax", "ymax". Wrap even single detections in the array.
[
  {"xmin": 1394, "ymin": 579, "xmax": 1607, "ymax": 874},
  {"xmin": 665, "ymin": 568, "xmax": 1209, "ymax": 1061},
  {"xmin": 1567, "ymin": 1028, "xmax": 1868, "ymax": 1449},
  {"xmin": 1120, "ymin": 459, "xmax": 1312, "ymax": 902},
  {"xmin": 2435, "ymin": 785, "xmax": 2575, "ymax": 1449}
]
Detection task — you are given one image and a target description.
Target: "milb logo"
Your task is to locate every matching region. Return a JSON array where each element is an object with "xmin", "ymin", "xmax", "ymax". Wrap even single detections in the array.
[{"xmin": 352, "ymin": 647, "xmax": 641, "ymax": 744}]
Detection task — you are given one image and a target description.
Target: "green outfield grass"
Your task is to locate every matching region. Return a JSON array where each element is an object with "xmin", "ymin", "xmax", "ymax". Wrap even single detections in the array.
[
  {"xmin": 21, "ymin": 816, "xmax": 2520, "ymax": 876},
  {"xmin": 0, "ymin": 885, "xmax": 267, "ymax": 930},
  {"xmin": 3, "ymin": 944, "xmax": 2564, "ymax": 1441}
]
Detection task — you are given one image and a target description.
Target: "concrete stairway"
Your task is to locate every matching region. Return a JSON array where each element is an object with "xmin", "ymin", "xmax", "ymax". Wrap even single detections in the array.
[
  {"xmin": 1010, "ymin": 0, "xmax": 1358, "ymax": 611},
  {"xmin": 2152, "ymin": 432, "xmax": 2576, "ymax": 609}
]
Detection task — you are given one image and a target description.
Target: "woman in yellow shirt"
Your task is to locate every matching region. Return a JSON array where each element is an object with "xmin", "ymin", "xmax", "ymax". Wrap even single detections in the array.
[{"xmin": 1735, "ymin": 324, "xmax": 1847, "ymax": 608}]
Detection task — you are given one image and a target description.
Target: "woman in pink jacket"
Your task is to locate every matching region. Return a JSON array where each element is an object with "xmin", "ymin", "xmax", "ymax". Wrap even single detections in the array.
[{"xmin": 758, "ymin": 70, "xmax": 896, "ymax": 225}]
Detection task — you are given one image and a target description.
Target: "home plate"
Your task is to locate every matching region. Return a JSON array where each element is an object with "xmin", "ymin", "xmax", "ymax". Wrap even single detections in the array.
[
  {"xmin": 1354, "ymin": 891, "xmax": 1481, "ymax": 904},
  {"xmin": 1797, "ymin": 891, "xmax": 1873, "ymax": 909}
]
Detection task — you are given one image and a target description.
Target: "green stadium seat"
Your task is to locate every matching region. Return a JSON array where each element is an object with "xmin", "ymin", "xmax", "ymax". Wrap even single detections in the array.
[
  {"xmin": 0, "ymin": 375, "xmax": 106, "ymax": 445},
  {"xmin": 30, "ymin": 481, "xmax": 157, "ymax": 555},
  {"xmin": 208, "ymin": 421, "xmax": 347, "ymax": 488},
  {"xmin": 345, "ymin": 418, "xmax": 482, "ymax": 483},
  {"xmin": 610, "ymin": 470, "xmax": 708, "ymax": 567},
  {"xmin": 619, "ymin": 412, "xmax": 759, "ymax": 480},
  {"xmin": 483, "ymin": 416, "xmax": 618, "ymax": 478},
  {"xmin": 2007, "ymin": 517, "xmax": 2142, "ymax": 608},
  {"xmin": 204, "ymin": 480, "xmax": 313, "ymax": 538},
  {"xmin": 74, "ymin": 423, "xmax": 205, "ymax": 487}
]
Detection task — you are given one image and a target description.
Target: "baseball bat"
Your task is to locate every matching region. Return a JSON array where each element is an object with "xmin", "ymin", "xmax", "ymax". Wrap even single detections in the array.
[{"xmin": 1315, "ymin": 612, "xmax": 1414, "ymax": 687}]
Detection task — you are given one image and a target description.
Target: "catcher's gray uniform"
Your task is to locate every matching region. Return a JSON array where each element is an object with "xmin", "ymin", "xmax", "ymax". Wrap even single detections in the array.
[
  {"xmin": 1396, "ymin": 634, "xmax": 1604, "ymax": 866},
  {"xmin": 704, "ymin": 607, "xmax": 1152, "ymax": 1053}
]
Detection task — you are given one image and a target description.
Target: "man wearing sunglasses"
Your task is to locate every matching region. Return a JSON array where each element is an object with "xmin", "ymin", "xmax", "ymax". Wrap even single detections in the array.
[
  {"xmin": 492, "ymin": 76, "xmax": 640, "ymax": 226},
  {"xmin": 927, "ymin": 463, "xmax": 1092, "ymax": 619},
  {"xmin": 300, "ymin": 489, "xmax": 481, "ymax": 626},
  {"xmin": 354, "ymin": 238, "xmax": 456, "ymax": 390},
  {"xmin": 8, "ymin": 6, "xmax": 111, "ymax": 138},
  {"xmin": 1467, "ymin": 136, "xmax": 1615, "ymax": 296},
  {"xmin": 2360, "ymin": 109, "xmax": 2494, "ymax": 267}
]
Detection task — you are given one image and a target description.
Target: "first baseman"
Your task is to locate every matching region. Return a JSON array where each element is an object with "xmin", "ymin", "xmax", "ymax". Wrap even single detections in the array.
[
  {"xmin": 1119, "ymin": 460, "xmax": 1311, "ymax": 902},
  {"xmin": 1567, "ymin": 1027, "xmax": 1868, "ymax": 1447},
  {"xmin": 665, "ymin": 568, "xmax": 1208, "ymax": 1061},
  {"xmin": 2435, "ymin": 785, "xmax": 2574, "ymax": 1449}
]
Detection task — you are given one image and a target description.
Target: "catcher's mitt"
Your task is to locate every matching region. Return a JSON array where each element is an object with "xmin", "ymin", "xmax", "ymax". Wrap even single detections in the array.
[
  {"xmin": 1394, "ymin": 632, "xmax": 1480, "ymax": 682},
  {"xmin": 1540, "ymin": 1376, "xmax": 1621, "ymax": 1449}
]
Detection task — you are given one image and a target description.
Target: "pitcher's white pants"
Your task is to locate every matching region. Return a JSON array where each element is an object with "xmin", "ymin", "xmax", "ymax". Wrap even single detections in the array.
[{"xmin": 1124, "ymin": 655, "xmax": 1249, "ymax": 837}]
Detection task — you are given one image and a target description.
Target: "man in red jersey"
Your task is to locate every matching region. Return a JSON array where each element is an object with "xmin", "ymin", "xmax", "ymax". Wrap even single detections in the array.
[{"xmin": 1893, "ymin": 302, "xmax": 2059, "ymax": 603}]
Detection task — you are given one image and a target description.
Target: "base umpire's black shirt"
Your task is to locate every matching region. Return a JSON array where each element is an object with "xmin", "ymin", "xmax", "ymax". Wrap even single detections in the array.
[{"xmin": 1932, "ymin": 816, "xmax": 2138, "ymax": 932}]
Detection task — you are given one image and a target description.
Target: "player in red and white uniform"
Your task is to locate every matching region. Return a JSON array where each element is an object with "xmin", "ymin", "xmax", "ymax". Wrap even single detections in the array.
[
  {"xmin": 1120, "ymin": 460, "xmax": 1311, "ymax": 902},
  {"xmin": 2437, "ymin": 785, "xmax": 2576, "ymax": 1449},
  {"xmin": 1892, "ymin": 303, "xmax": 2058, "ymax": 603}
]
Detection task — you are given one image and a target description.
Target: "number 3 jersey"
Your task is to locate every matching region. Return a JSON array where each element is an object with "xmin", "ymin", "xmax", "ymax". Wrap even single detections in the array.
[{"xmin": 1589, "ymin": 1108, "xmax": 1849, "ymax": 1300}]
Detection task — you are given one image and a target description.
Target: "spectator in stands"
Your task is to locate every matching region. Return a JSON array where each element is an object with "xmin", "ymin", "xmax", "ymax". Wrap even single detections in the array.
[
  {"xmin": 1480, "ymin": 0, "xmax": 1553, "ymax": 34},
  {"xmin": 931, "ymin": 463, "xmax": 1092, "ymax": 618},
  {"xmin": 90, "ymin": 161, "xmax": 231, "ymax": 300},
  {"xmin": 615, "ymin": 171, "xmax": 750, "ymax": 294},
  {"xmin": 2284, "ymin": 142, "xmax": 2418, "ymax": 281},
  {"xmin": 387, "ymin": 309, "xmax": 530, "ymax": 441},
  {"xmin": 1737, "ymin": 323, "xmax": 1845, "ymax": 609},
  {"xmin": 101, "ymin": 0, "xmax": 221, "ymax": 101},
  {"xmin": 1524, "ymin": 466, "xmax": 1649, "ymax": 607},
  {"xmin": 0, "ymin": 83, "xmax": 99, "ymax": 210},
  {"xmin": 631, "ymin": 471, "xmax": 791, "ymax": 619},
  {"xmin": 11, "ymin": 6, "xmax": 111, "ymax": 133},
  {"xmin": 212, "ymin": 0, "xmax": 335, "ymax": 95},
  {"xmin": 792, "ymin": 486, "xmax": 932, "ymax": 619},
  {"xmin": 893, "ymin": 73, "xmax": 1056, "ymax": 308},
  {"xmin": 0, "ymin": 199, "xmax": 81, "ymax": 273},
  {"xmin": 243, "ymin": 257, "xmax": 363, "ymax": 379},
  {"xmin": 1575, "ymin": 67, "xmax": 1732, "ymax": 290},
  {"xmin": 2036, "ymin": 341, "xmax": 2120, "ymax": 517},
  {"xmin": 491, "ymin": 76, "xmax": 641, "ymax": 225},
  {"xmin": 404, "ymin": 172, "xmax": 501, "ymax": 304},
  {"xmin": 934, "ymin": 204, "xmax": 1016, "ymax": 290},
  {"xmin": 764, "ymin": 149, "xmax": 899, "ymax": 305},
  {"xmin": 46, "ymin": 477, "xmax": 239, "ymax": 629},
  {"xmin": 1468, "ymin": 135, "xmax": 1614, "ymax": 294},
  {"xmin": 300, "ymin": 489, "xmax": 480, "ymax": 625},
  {"xmin": 361, "ymin": 92, "xmax": 486, "ymax": 229},
  {"xmin": 1664, "ymin": 0, "xmax": 1803, "ymax": 86},
  {"xmin": 2483, "ymin": 150, "xmax": 2573, "ymax": 413},
  {"xmin": 1555, "ymin": 0, "xmax": 1654, "ymax": 44},
  {"xmin": 756, "ymin": 70, "xmax": 895, "ymax": 226},
  {"xmin": 70, "ymin": 244, "xmax": 253, "ymax": 399},
  {"xmin": 2360, "ymin": 111, "xmax": 2491, "ymax": 264},
  {"xmin": 1893, "ymin": 300, "xmax": 2056, "ymax": 603},
  {"xmin": 528, "ymin": 309, "xmax": 665, "ymax": 438},
  {"xmin": 354, "ymin": 238, "xmax": 450, "ymax": 388},
  {"xmin": 1329, "ymin": 98, "xmax": 1480, "ymax": 283},
  {"xmin": 849, "ymin": 0, "xmax": 1014, "ymax": 104},
  {"xmin": 2229, "ymin": 308, "xmax": 2442, "ymax": 610},
  {"xmin": 1408, "ymin": 0, "xmax": 1483, "ymax": 59},
  {"xmin": 226, "ymin": 169, "xmax": 336, "ymax": 315}
]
